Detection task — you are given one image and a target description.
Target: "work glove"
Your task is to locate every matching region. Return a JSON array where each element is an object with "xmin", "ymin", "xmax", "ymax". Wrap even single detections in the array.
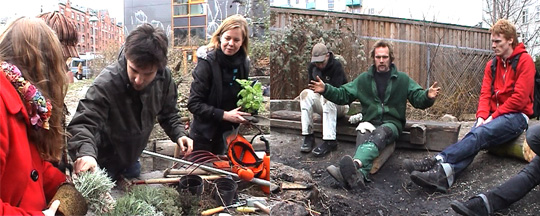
[
  {"xmin": 348, "ymin": 113, "xmax": 363, "ymax": 124},
  {"xmin": 356, "ymin": 121, "xmax": 376, "ymax": 133}
]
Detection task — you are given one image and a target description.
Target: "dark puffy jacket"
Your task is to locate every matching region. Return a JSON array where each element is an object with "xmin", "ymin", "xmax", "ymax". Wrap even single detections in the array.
[
  {"xmin": 308, "ymin": 52, "xmax": 347, "ymax": 87},
  {"xmin": 187, "ymin": 47, "xmax": 249, "ymax": 144},
  {"xmin": 67, "ymin": 48, "xmax": 187, "ymax": 173}
]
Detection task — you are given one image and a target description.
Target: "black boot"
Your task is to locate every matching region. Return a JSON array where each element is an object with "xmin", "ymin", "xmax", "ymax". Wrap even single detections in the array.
[
  {"xmin": 403, "ymin": 157, "xmax": 438, "ymax": 173},
  {"xmin": 451, "ymin": 195, "xmax": 490, "ymax": 216},
  {"xmin": 312, "ymin": 140, "xmax": 338, "ymax": 157},
  {"xmin": 410, "ymin": 163, "xmax": 449, "ymax": 193},
  {"xmin": 326, "ymin": 165, "xmax": 346, "ymax": 187},
  {"xmin": 339, "ymin": 155, "xmax": 365, "ymax": 190},
  {"xmin": 300, "ymin": 134, "xmax": 315, "ymax": 153}
]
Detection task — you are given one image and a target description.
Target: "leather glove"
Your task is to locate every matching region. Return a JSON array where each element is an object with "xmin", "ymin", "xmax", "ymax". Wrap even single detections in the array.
[
  {"xmin": 356, "ymin": 121, "xmax": 376, "ymax": 133},
  {"xmin": 348, "ymin": 113, "xmax": 363, "ymax": 124}
]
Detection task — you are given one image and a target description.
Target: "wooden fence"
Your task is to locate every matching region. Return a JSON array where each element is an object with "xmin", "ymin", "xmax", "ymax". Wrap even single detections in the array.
[{"xmin": 270, "ymin": 7, "xmax": 495, "ymax": 116}]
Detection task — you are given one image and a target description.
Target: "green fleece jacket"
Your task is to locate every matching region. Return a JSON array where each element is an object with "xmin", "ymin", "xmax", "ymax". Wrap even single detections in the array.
[{"xmin": 322, "ymin": 64, "xmax": 435, "ymax": 135}]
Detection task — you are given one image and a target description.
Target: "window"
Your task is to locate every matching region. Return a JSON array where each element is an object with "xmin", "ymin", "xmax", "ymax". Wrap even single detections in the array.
[
  {"xmin": 190, "ymin": 4, "xmax": 205, "ymax": 15},
  {"xmin": 77, "ymin": 14, "xmax": 79, "ymax": 21},
  {"xmin": 81, "ymin": 35, "xmax": 85, "ymax": 43},
  {"xmin": 523, "ymin": 8, "xmax": 529, "ymax": 24},
  {"xmin": 174, "ymin": 5, "xmax": 188, "ymax": 16},
  {"xmin": 81, "ymin": 16, "xmax": 84, "ymax": 22},
  {"xmin": 60, "ymin": 8, "xmax": 64, "ymax": 14},
  {"xmin": 536, "ymin": 5, "xmax": 540, "ymax": 21},
  {"xmin": 174, "ymin": 28, "xmax": 189, "ymax": 46},
  {"xmin": 71, "ymin": 13, "xmax": 74, "ymax": 19}
]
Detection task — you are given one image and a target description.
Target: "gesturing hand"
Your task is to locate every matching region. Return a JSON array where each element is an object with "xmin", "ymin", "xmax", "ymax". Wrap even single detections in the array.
[
  {"xmin": 428, "ymin": 82, "xmax": 441, "ymax": 99},
  {"xmin": 308, "ymin": 76, "xmax": 326, "ymax": 93}
]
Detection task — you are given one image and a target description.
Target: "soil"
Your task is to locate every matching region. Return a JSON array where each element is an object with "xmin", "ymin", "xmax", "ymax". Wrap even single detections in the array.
[{"xmin": 268, "ymin": 121, "xmax": 540, "ymax": 216}]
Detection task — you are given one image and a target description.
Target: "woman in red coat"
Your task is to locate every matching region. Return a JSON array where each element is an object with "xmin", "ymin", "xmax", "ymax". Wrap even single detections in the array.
[{"xmin": 0, "ymin": 17, "xmax": 68, "ymax": 215}]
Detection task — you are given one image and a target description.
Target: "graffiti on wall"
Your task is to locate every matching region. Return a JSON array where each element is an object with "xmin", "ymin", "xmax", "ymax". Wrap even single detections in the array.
[{"xmin": 127, "ymin": 10, "xmax": 172, "ymax": 38}]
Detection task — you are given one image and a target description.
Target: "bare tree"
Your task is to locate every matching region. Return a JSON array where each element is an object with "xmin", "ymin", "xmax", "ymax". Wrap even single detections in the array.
[{"xmin": 484, "ymin": 0, "xmax": 540, "ymax": 56}]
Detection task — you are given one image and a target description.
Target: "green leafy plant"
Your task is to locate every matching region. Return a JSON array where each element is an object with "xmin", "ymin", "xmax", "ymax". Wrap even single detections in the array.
[
  {"xmin": 236, "ymin": 79, "xmax": 264, "ymax": 114},
  {"xmin": 72, "ymin": 168, "xmax": 116, "ymax": 214}
]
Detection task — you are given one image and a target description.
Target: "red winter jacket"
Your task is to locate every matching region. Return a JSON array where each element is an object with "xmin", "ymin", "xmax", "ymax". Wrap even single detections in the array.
[
  {"xmin": 0, "ymin": 71, "xmax": 66, "ymax": 215},
  {"xmin": 477, "ymin": 43, "xmax": 535, "ymax": 119}
]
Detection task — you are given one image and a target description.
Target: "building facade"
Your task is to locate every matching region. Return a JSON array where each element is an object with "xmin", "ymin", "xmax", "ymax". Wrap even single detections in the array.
[{"xmin": 59, "ymin": 0, "xmax": 124, "ymax": 56}]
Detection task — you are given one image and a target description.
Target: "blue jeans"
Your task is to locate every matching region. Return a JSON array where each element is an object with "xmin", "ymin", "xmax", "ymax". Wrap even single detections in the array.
[
  {"xmin": 107, "ymin": 160, "xmax": 141, "ymax": 180},
  {"xmin": 438, "ymin": 113, "xmax": 528, "ymax": 175}
]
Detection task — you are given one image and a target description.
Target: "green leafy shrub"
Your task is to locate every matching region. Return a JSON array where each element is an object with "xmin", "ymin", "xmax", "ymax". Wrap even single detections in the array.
[{"xmin": 236, "ymin": 79, "xmax": 264, "ymax": 114}]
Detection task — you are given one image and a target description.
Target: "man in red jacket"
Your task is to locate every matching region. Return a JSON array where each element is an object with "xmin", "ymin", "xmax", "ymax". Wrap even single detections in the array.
[{"xmin": 404, "ymin": 19, "xmax": 535, "ymax": 195}]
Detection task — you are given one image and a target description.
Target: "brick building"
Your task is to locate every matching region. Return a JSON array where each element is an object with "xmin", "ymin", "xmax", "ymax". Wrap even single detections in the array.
[{"xmin": 58, "ymin": 0, "xmax": 124, "ymax": 55}]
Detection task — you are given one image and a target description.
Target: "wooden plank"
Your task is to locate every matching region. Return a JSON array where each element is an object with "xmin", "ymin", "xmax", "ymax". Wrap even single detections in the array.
[
  {"xmin": 370, "ymin": 142, "xmax": 396, "ymax": 174},
  {"xmin": 270, "ymin": 117, "xmax": 460, "ymax": 151}
]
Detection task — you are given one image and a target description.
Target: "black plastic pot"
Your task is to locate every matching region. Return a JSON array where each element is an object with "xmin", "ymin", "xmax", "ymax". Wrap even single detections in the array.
[
  {"xmin": 213, "ymin": 177, "xmax": 238, "ymax": 206},
  {"xmin": 178, "ymin": 175, "xmax": 204, "ymax": 196}
]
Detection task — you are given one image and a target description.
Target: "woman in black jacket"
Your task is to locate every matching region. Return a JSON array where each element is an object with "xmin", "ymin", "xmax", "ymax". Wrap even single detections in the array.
[{"xmin": 188, "ymin": 14, "xmax": 250, "ymax": 154}]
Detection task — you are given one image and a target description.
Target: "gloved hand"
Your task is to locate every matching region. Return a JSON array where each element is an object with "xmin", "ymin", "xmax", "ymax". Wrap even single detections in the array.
[
  {"xmin": 348, "ymin": 113, "xmax": 363, "ymax": 124},
  {"xmin": 356, "ymin": 122, "xmax": 376, "ymax": 133}
]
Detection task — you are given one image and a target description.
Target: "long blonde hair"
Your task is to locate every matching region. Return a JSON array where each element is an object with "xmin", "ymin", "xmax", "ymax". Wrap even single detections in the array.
[
  {"xmin": 0, "ymin": 17, "xmax": 68, "ymax": 161},
  {"xmin": 207, "ymin": 14, "xmax": 249, "ymax": 54}
]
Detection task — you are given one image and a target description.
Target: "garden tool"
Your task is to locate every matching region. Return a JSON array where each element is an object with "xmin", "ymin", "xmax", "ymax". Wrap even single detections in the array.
[
  {"xmin": 244, "ymin": 197, "xmax": 270, "ymax": 214},
  {"xmin": 142, "ymin": 150, "xmax": 272, "ymax": 187},
  {"xmin": 201, "ymin": 200, "xmax": 247, "ymax": 216}
]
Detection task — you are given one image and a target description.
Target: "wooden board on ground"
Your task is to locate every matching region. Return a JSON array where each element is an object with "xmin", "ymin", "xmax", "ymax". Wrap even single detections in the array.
[
  {"xmin": 370, "ymin": 142, "xmax": 395, "ymax": 174},
  {"xmin": 270, "ymin": 110, "xmax": 461, "ymax": 151}
]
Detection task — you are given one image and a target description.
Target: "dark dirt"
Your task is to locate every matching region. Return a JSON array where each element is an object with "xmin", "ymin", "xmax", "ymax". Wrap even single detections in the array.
[{"xmin": 268, "ymin": 121, "xmax": 540, "ymax": 216}]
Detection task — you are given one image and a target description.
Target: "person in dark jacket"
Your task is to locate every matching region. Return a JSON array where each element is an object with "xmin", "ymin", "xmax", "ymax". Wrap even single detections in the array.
[
  {"xmin": 404, "ymin": 19, "xmax": 535, "ymax": 196},
  {"xmin": 188, "ymin": 14, "xmax": 251, "ymax": 155},
  {"xmin": 68, "ymin": 24, "xmax": 193, "ymax": 180},
  {"xmin": 309, "ymin": 40, "xmax": 440, "ymax": 189},
  {"xmin": 300, "ymin": 43, "xmax": 349, "ymax": 157}
]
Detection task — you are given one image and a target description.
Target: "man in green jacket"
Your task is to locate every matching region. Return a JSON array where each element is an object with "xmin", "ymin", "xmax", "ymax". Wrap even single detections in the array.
[{"xmin": 309, "ymin": 40, "xmax": 441, "ymax": 189}]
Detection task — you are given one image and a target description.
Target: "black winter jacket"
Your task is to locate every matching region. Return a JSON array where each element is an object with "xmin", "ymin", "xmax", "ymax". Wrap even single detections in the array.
[
  {"xmin": 187, "ymin": 47, "xmax": 249, "ymax": 149},
  {"xmin": 67, "ymin": 48, "xmax": 187, "ymax": 174},
  {"xmin": 307, "ymin": 52, "xmax": 347, "ymax": 87}
]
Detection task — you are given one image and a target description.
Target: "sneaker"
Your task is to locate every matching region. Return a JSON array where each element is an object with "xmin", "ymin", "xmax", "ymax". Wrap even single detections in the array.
[
  {"xmin": 326, "ymin": 165, "xmax": 346, "ymax": 187},
  {"xmin": 403, "ymin": 157, "xmax": 437, "ymax": 173},
  {"xmin": 339, "ymin": 155, "xmax": 365, "ymax": 190},
  {"xmin": 410, "ymin": 164, "xmax": 449, "ymax": 193},
  {"xmin": 300, "ymin": 134, "xmax": 315, "ymax": 153},
  {"xmin": 312, "ymin": 140, "xmax": 338, "ymax": 157},
  {"xmin": 451, "ymin": 196, "xmax": 490, "ymax": 216}
]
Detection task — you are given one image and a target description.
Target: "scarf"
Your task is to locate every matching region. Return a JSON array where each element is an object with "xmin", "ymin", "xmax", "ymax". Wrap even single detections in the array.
[{"xmin": 1, "ymin": 62, "xmax": 52, "ymax": 130}]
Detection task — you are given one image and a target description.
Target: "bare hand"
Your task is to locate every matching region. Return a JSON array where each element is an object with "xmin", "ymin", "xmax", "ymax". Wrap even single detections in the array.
[
  {"xmin": 223, "ymin": 107, "xmax": 250, "ymax": 124},
  {"xmin": 43, "ymin": 200, "xmax": 60, "ymax": 216},
  {"xmin": 308, "ymin": 76, "xmax": 326, "ymax": 93},
  {"xmin": 428, "ymin": 82, "xmax": 441, "ymax": 99},
  {"xmin": 476, "ymin": 117, "xmax": 485, "ymax": 127},
  {"xmin": 74, "ymin": 155, "xmax": 97, "ymax": 174},
  {"xmin": 177, "ymin": 136, "xmax": 193, "ymax": 155},
  {"xmin": 483, "ymin": 116, "xmax": 493, "ymax": 125}
]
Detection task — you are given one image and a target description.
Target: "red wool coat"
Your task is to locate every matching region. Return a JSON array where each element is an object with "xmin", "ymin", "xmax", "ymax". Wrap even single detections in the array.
[{"xmin": 0, "ymin": 72, "xmax": 66, "ymax": 215}]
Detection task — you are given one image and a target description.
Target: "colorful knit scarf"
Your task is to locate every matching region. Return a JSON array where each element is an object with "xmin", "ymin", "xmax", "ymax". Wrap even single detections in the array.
[{"xmin": 1, "ymin": 62, "xmax": 52, "ymax": 130}]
